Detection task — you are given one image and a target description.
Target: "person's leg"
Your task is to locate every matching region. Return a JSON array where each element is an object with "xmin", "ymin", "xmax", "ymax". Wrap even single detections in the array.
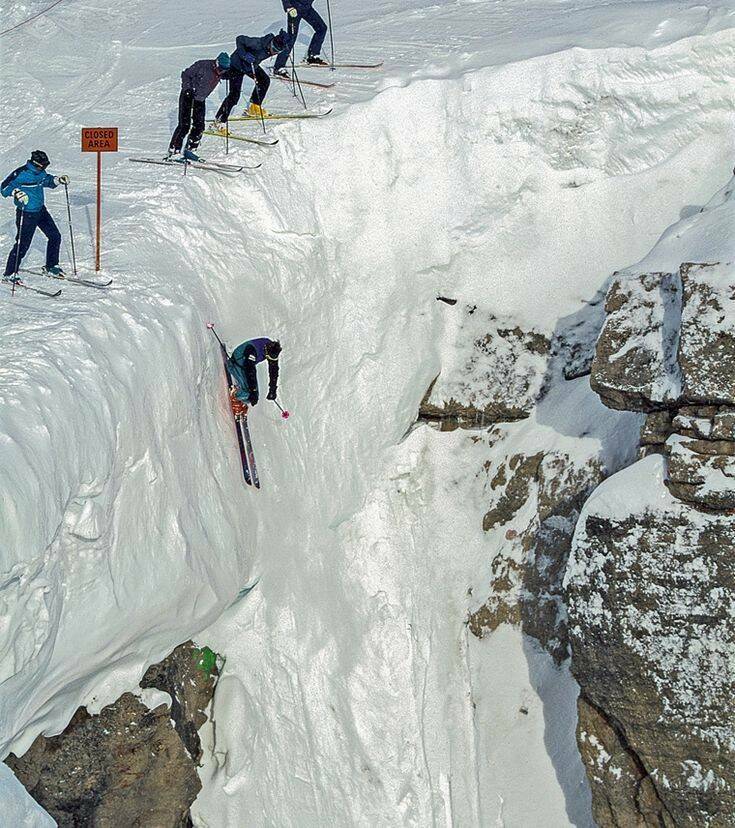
[
  {"xmin": 273, "ymin": 16, "xmax": 301, "ymax": 72},
  {"xmin": 4, "ymin": 209, "xmax": 39, "ymax": 276},
  {"xmin": 228, "ymin": 360, "xmax": 252, "ymax": 403},
  {"xmin": 215, "ymin": 73, "xmax": 243, "ymax": 122},
  {"xmin": 186, "ymin": 100, "xmax": 206, "ymax": 150},
  {"xmin": 36, "ymin": 207, "xmax": 62, "ymax": 268},
  {"xmin": 250, "ymin": 65, "xmax": 271, "ymax": 106},
  {"xmin": 301, "ymin": 6, "xmax": 327, "ymax": 58},
  {"xmin": 169, "ymin": 89, "xmax": 194, "ymax": 152}
]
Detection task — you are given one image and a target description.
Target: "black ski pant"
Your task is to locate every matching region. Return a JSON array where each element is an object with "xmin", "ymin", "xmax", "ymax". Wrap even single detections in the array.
[
  {"xmin": 4, "ymin": 207, "xmax": 61, "ymax": 276},
  {"xmin": 169, "ymin": 89, "xmax": 206, "ymax": 153},
  {"xmin": 273, "ymin": 7, "xmax": 328, "ymax": 72},
  {"xmin": 215, "ymin": 65, "xmax": 270, "ymax": 122}
]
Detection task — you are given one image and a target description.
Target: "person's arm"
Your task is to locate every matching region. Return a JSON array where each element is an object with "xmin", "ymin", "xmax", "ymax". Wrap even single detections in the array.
[
  {"xmin": 1, "ymin": 167, "xmax": 24, "ymax": 198},
  {"xmin": 235, "ymin": 35, "xmax": 258, "ymax": 65},
  {"xmin": 266, "ymin": 357, "xmax": 279, "ymax": 400},
  {"xmin": 42, "ymin": 171, "xmax": 59, "ymax": 189},
  {"xmin": 244, "ymin": 345, "xmax": 259, "ymax": 402}
]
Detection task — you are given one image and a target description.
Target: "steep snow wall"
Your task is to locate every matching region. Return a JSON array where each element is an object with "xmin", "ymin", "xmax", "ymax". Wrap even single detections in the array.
[{"xmin": 0, "ymin": 0, "xmax": 733, "ymax": 823}]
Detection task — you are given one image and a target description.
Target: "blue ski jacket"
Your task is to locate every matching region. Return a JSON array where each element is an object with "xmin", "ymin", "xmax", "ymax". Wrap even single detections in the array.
[
  {"xmin": 1, "ymin": 162, "xmax": 58, "ymax": 213},
  {"xmin": 230, "ymin": 338, "xmax": 280, "ymax": 404},
  {"xmin": 230, "ymin": 34, "xmax": 277, "ymax": 73}
]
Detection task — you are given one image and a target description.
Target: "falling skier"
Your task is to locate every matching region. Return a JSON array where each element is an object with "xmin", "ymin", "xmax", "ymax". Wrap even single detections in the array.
[
  {"xmin": 2, "ymin": 150, "xmax": 69, "ymax": 281},
  {"xmin": 273, "ymin": 0, "xmax": 329, "ymax": 79},
  {"xmin": 212, "ymin": 30, "xmax": 288, "ymax": 127},
  {"xmin": 228, "ymin": 338, "xmax": 282, "ymax": 408},
  {"xmin": 167, "ymin": 52, "xmax": 231, "ymax": 162}
]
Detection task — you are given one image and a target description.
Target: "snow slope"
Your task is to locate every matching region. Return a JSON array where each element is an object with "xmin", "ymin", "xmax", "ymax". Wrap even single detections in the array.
[{"xmin": 0, "ymin": 0, "xmax": 734, "ymax": 823}]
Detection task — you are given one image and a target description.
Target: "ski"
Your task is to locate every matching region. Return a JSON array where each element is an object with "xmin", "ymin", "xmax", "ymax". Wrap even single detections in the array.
[
  {"xmin": 129, "ymin": 157, "xmax": 260, "ymax": 173},
  {"xmin": 231, "ymin": 108, "xmax": 333, "ymax": 121},
  {"xmin": 241, "ymin": 414, "xmax": 260, "ymax": 489},
  {"xmin": 19, "ymin": 268, "xmax": 112, "ymax": 289},
  {"xmin": 215, "ymin": 341, "xmax": 253, "ymax": 485},
  {"xmin": 297, "ymin": 61, "xmax": 383, "ymax": 69},
  {"xmin": 204, "ymin": 129, "xmax": 278, "ymax": 147},
  {"xmin": 271, "ymin": 72, "xmax": 335, "ymax": 89},
  {"xmin": 2, "ymin": 277, "xmax": 61, "ymax": 297}
]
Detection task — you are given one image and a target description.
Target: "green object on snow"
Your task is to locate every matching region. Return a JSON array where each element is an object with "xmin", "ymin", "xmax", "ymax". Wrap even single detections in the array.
[{"xmin": 194, "ymin": 646, "xmax": 218, "ymax": 678}]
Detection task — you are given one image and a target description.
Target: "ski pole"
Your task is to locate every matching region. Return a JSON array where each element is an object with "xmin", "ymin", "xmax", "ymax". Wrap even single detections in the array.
[
  {"xmin": 288, "ymin": 21, "xmax": 308, "ymax": 109},
  {"xmin": 11, "ymin": 206, "xmax": 25, "ymax": 297},
  {"xmin": 291, "ymin": 62, "xmax": 308, "ymax": 110},
  {"xmin": 325, "ymin": 0, "xmax": 335, "ymax": 70},
  {"xmin": 251, "ymin": 63, "xmax": 267, "ymax": 134},
  {"xmin": 63, "ymin": 183, "xmax": 77, "ymax": 276},
  {"xmin": 206, "ymin": 322, "xmax": 227, "ymax": 352},
  {"xmin": 272, "ymin": 399, "xmax": 290, "ymax": 419},
  {"xmin": 225, "ymin": 79, "xmax": 230, "ymax": 156}
]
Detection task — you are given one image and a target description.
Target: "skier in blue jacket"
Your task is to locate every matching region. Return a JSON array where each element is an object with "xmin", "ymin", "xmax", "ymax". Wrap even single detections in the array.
[
  {"xmin": 213, "ymin": 30, "xmax": 288, "ymax": 126},
  {"xmin": 2, "ymin": 150, "xmax": 70, "ymax": 280},
  {"xmin": 273, "ymin": 0, "xmax": 329, "ymax": 79},
  {"xmin": 229, "ymin": 338, "xmax": 282, "ymax": 405}
]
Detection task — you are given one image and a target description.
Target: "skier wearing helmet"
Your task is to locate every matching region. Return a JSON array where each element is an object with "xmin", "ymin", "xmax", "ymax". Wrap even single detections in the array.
[
  {"xmin": 229, "ymin": 338, "xmax": 283, "ymax": 407},
  {"xmin": 167, "ymin": 52, "xmax": 232, "ymax": 163},
  {"xmin": 1, "ymin": 150, "xmax": 70, "ymax": 281}
]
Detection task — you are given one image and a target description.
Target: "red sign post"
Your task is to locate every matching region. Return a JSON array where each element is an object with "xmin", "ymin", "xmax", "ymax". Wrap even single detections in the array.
[{"xmin": 81, "ymin": 127, "xmax": 118, "ymax": 271}]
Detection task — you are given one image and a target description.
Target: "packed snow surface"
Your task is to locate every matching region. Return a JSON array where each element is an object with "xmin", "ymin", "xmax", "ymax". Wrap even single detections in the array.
[{"xmin": 0, "ymin": 0, "xmax": 733, "ymax": 824}]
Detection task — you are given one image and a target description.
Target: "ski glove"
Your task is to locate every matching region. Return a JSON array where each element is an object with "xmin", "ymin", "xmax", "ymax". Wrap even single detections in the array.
[
  {"xmin": 12, "ymin": 189, "xmax": 29, "ymax": 206},
  {"xmin": 249, "ymin": 391, "xmax": 259, "ymax": 406},
  {"xmin": 55, "ymin": 175, "xmax": 70, "ymax": 185},
  {"xmin": 267, "ymin": 389, "xmax": 277, "ymax": 401},
  {"xmin": 287, "ymin": 6, "xmax": 298, "ymax": 16}
]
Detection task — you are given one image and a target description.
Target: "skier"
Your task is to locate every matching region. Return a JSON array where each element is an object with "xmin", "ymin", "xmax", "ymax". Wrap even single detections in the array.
[
  {"xmin": 168, "ymin": 52, "xmax": 231, "ymax": 162},
  {"xmin": 272, "ymin": 0, "xmax": 329, "ymax": 79},
  {"xmin": 1, "ymin": 150, "xmax": 69, "ymax": 280},
  {"xmin": 228, "ymin": 338, "xmax": 282, "ymax": 407},
  {"xmin": 212, "ymin": 30, "xmax": 288, "ymax": 126}
]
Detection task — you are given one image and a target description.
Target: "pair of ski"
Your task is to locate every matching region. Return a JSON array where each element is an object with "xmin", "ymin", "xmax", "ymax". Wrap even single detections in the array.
[
  {"xmin": 129, "ymin": 157, "xmax": 260, "ymax": 174},
  {"xmin": 3, "ymin": 268, "xmax": 113, "ymax": 297},
  {"xmin": 271, "ymin": 60, "xmax": 382, "ymax": 89},
  {"xmin": 203, "ymin": 107, "xmax": 332, "ymax": 147},
  {"xmin": 213, "ymin": 335, "xmax": 260, "ymax": 488}
]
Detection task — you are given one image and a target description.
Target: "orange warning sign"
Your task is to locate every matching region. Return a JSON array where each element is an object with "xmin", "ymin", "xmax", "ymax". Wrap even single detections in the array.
[{"xmin": 81, "ymin": 127, "xmax": 118, "ymax": 152}]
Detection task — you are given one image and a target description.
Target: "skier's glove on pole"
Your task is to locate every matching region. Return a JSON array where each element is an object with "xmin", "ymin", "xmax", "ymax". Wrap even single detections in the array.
[
  {"xmin": 55, "ymin": 175, "xmax": 70, "ymax": 185},
  {"xmin": 287, "ymin": 7, "xmax": 298, "ymax": 16},
  {"xmin": 267, "ymin": 389, "xmax": 277, "ymax": 401},
  {"xmin": 12, "ymin": 189, "xmax": 29, "ymax": 206}
]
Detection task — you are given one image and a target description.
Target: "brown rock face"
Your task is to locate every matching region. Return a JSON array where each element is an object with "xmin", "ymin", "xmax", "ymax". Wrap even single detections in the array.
[
  {"xmin": 566, "ymin": 464, "xmax": 735, "ymax": 827},
  {"xmin": 6, "ymin": 694, "xmax": 199, "ymax": 828},
  {"xmin": 6, "ymin": 641, "xmax": 218, "ymax": 827}
]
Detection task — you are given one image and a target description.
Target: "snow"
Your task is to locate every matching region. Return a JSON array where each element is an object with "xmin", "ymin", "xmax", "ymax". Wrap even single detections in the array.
[
  {"xmin": 0, "ymin": 764, "xmax": 54, "ymax": 827},
  {"xmin": 0, "ymin": 0, "xmax": 733, "ymax": 824}
]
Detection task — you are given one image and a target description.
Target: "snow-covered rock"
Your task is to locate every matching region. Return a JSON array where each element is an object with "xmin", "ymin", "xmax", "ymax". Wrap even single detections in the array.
[{"xmin": 566, "ymin": 456, "xmax": 735, "ymax": 827}]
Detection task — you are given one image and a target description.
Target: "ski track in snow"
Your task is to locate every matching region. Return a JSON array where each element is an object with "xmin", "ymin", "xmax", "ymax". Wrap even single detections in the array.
[{"xmin": 0, "ymin": 0, "xmax": 734, "ymax": 823}]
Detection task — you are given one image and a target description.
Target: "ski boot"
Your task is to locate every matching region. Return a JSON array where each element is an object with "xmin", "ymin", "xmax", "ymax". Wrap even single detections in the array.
[
  {"xmin": 273, "ymin": 67, "xmax": 290, "ymax": 79},
  {"xmin": 42, "ymin": 265, "xmax": 66, "ymax": 277},
  {"xmin": 165, "ymin": 148, "xmax": 183, "ymax": 162},
  {"xmin": 247, "ymin": 102, "xmax": 270, "ymax": 119},
  {"xmin": 183, "ymin": 148, "xmax": 204, "ymax": 163},
  {"xmin": 3, "ymin": 274, "xmax": 21, "ymax": 284},
  {"xmin": 211, "ymin": 120, "xmax": 227, "ymax": 134},
  {"xmin": 305, "ymin": 54, "xmax": 329, "ymax": 66},
  {"xmin": 230, "ymin": 388, "xmax": 248, "ymax": 418}
]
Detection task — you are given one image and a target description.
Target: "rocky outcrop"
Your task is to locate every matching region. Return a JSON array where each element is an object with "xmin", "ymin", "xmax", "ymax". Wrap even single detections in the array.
[
  {"xmin": 468, "ymin": 441, "xmax": 605, "ymax": 663},
  {"xmin": 5, "ymin": 641, "xmax": 219, "ymax": 827},
  {"xmin": 566, "ymin": 457, "xmax": 735, "ymax": 827},
  {"xmin": 420, "ymin": 303, "xmax": 550, "ymax": 429},
  {"xmin": 568, "ymin": 249, "xmax": 735, "ymax": 825}
]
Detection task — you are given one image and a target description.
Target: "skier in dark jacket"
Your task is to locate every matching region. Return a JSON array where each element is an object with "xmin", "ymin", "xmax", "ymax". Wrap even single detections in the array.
[
  {"xmin": 1, "ymin": 150, "xmax": 69, "ymax": 280},
  {"xmin": 213, "ymin": 31, "xmax": 288, "ymax": 127},
  {"xmin": 229, "ymin": 338, "xmax": 282, "ymax": 405},
  {"xmin": 168, "ymin": 52, "xmax": 231, "ymax": 162},
  {"xmin": 273, "ymin": 0, "xmax": 329, "ymax": 78}
]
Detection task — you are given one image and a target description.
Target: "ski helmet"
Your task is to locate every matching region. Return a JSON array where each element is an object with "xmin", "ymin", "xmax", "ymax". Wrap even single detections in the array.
[
  {"xmin": 29, "ymin": 150, "xmax": 50, "ymax": 169},
  {"xmin": 270, "ymin": 30, "xmax": 288, "ymax": 53},
  {"xmin": 265, "ymin": 340, "xmax": 282, "ymax": 359},
  {"xmin": 216, "ymin": 51, "xmax": 230, "ymax": 70}
]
